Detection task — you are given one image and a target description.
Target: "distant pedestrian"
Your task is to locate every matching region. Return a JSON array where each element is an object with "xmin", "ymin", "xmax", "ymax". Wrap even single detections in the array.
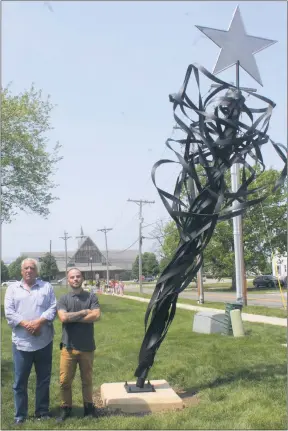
[
  {"xmin": 111, "ymin": 279, "xmax": 116, "ymax": 295},
  {"xmin": 108, "ymin": 280, "xmax": 113, "ymax": 294},
  {"xmin": 4, "ymin": 258, "xmax": 57, "ymax": 424},
  {"xmin": 119, "ymin": 281, "xmax": 125, "ymax": 296},
  {"xmin": 56, "ymin": 268, "xmax": 101, "ymax": 421}
]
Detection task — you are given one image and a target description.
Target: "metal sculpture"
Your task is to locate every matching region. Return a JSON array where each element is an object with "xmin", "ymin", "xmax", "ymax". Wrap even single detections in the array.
[
  {"xmin": 134, "ymin": 63, "xmax": 286, "ymax": 388},
  {"xmin": 133, "ymin": 6, "xmax": 286, "ymax": 389}
]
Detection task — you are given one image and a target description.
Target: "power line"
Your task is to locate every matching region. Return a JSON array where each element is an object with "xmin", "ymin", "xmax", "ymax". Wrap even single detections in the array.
[
  {"xmin": 144, "ymin": 235, "xmax": 165, "ymax": 240},
  {"xmin": 142, "ymin": 217, "xmax": 172, "ymax": 231},
  {"xmin": 115, "ymin": 217, "xmax": 171, "ymax": 254},
  {"xmin": 142, "ymin": 221, "xmax": 160, "ymax": 229},
  {"xmin": 114, "ymin": 238, "xmax": 139, "ymax": 254}
]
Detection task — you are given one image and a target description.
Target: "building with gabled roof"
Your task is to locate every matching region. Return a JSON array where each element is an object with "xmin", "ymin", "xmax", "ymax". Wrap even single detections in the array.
[{"xmin": 21, "ymin": 231, "xmax": 138, "ymax": 281}]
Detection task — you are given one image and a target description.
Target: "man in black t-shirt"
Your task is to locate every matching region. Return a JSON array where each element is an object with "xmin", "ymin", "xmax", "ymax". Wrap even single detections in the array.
[{"xmin": 56, "ymin": 268, "xmax": 101, "ymax": 422}]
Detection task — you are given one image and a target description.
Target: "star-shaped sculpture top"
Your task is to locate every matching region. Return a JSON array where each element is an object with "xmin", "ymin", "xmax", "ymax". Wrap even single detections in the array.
[{"xmin": 196, "ymin": 5, "xmax": 277, "ymax": 86}]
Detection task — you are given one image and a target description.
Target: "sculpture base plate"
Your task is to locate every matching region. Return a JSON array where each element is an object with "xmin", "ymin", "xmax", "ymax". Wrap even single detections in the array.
[
  {"xmin": 101, "ymin": 379, "xmax": 183, "ymax": 413},
  {"xmin": 124, "ymin": 381, "xmax": 155, "ymax": 393}
]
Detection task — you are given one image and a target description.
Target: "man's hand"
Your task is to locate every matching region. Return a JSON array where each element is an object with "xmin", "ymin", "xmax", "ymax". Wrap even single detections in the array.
[
  {"xmin": 29, "ymin": 319, "xmax": 43, "ymax": 334},
  {"xmin": 19, "ymin": 320, "xmax": 36, "ymax": 334},
  {"xmin": 19, "ymin": 319, "xmax": 45, "ymax": 335}
]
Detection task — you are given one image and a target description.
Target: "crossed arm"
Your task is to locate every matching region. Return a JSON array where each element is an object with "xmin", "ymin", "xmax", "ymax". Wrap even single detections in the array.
[{"xmin": 57, "ymin": 308, "xmax": 101, "ymax": 323}]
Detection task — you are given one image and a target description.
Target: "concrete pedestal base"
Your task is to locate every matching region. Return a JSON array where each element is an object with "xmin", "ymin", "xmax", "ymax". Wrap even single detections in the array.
[
  {"xmin": 193, "ymin": 311, "xmax": 226, "ymax": 334},
  {"xmin": 101, "ymin": 379, "xmax": 183, "ymax": 413}
]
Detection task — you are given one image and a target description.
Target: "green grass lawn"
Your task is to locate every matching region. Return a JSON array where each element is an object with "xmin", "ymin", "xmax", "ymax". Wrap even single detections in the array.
[
  {"xmin": 1, "ymin": 289, "xmax": 287, "ymax": 429},
  {"xmin": 125, "ymin": 292, "xmax": 287, "ymax": 318}
]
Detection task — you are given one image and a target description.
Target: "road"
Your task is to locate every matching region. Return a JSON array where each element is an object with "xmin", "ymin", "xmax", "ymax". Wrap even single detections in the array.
[{"xmin": 125, "ymin": 285, "xmax": 287, "ymax": 309}]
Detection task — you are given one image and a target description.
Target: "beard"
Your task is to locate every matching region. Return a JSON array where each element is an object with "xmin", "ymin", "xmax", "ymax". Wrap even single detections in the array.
[{"xmin": 70, "ymin": 282, "xmax": 82, "ymax": 289}]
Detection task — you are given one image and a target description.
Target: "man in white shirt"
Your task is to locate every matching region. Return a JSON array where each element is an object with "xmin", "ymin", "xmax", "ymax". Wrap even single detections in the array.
[{"xmin": 4, "ymin": 258, "xmax": 57, "ymax": 424}]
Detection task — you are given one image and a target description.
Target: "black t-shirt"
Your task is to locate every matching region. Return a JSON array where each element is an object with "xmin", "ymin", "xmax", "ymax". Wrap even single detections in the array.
[{"xmin": 57, "ymin": 290, "xmax": 100, "ymax": 352}]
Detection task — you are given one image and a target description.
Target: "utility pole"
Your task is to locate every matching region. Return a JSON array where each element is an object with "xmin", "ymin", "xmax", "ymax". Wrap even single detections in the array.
[
  {"xmin": 231, "ymin": 61, "xmax": 246, "ymax": 304},
  {"xmin": 59, "ymin": 231, "xmax": 71, "ymax": 288},
  {"xmin": 128, "ymin": 199, "xmax": 155, "ymax": 294},
  {"xmin": 97, "ymin": 228, "xmax": 113, "ymax": 289}
]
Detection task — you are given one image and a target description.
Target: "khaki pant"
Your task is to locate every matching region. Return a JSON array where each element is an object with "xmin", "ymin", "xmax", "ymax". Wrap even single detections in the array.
[{"xmin": 59, "ymin": 347, "xmax": 94, "ymax": 407}]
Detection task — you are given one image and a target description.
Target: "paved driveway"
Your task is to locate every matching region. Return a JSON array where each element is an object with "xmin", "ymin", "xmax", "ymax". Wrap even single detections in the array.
[{"xmin": 125, "ymin": 285, "xmax": 287, "ymax": 308}]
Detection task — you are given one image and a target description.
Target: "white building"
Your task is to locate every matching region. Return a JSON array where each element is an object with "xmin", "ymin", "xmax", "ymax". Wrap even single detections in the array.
[{"xmin": 21, "ymin": 234, "xmax": 138, "ymax": 281}]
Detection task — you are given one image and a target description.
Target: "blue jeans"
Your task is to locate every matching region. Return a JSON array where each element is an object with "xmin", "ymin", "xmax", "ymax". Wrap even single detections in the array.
[{"xmin": 12, "ymin": 342, "xmax": 53, "ymax": 420}]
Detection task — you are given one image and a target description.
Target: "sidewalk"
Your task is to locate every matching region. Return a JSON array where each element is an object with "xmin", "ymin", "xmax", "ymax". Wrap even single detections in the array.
[{"xmin": 118, "ymin": 294, "xmax": 287, "ymax": 327}]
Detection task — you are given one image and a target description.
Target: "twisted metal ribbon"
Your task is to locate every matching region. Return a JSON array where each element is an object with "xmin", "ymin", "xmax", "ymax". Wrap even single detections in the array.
[{"xmin": 134, "ymin": 63, "xmax": 287, "ymax": 387}]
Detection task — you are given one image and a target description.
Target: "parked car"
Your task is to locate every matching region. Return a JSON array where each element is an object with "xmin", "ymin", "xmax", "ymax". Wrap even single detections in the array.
[
  {"xmin": 253, "ymin": 275, "xmax": 284, "ymax": 289},
  {"xmin": 1, "ymin": 280, "xmax": 18, "ymax": 287},
  {"xmin": 133, "ymin": 276, "xmax": 145, "ymax": 282},
  {"xmin": 145, "ymin": 276, "xmax": 155, "ymax": 282},
  {"xmin": 57, "ymin": 277, "xmax": 67, "ymax": 285}
]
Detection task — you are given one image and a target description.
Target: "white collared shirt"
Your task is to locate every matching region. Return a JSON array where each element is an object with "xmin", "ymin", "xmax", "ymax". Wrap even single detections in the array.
[{"xmin": 4, "ymin": 279, "xmax": 57, "ymax": 351}]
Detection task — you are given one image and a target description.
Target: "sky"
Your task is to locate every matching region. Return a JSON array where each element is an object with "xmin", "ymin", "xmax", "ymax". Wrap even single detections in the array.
[{"xmin": 2, "ymin": 1, "xmax": 287, "ymax": 261}]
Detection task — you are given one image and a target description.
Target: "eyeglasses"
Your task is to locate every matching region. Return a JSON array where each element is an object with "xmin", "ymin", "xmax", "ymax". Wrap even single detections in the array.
[{"xmin": 24, "ymin": 266, "xmax": 36, "ymax": 270}]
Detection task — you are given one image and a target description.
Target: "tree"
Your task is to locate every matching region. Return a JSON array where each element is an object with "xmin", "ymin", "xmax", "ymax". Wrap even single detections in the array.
[
  {"xmin": 1, "ymin": 261, "xmax": 9, "ymax": 282},
  {"xmin": 142, "ymin": 252, "xmax": 159, "ymax": 276},
  {"xmin": 131, "ymin": 253, "xmax": 160, "ymax": 278},
  {"xmin": 1, "ymin": 85, "xmax": 62, "ymax": 223},
  {"xmin": 153, "ymin": 168, "xmax": 286, "ymax": 282},
  {"xmin": 131, "ymin": 256, "xmax": 139, "ymax": 279},
  {"xmin": 157, "ymin": 222, "xmax": 180, "ymax": 273},
  {"xmin": 39, "ymin": 253, "xmax": 59, "ymax": 281},
  {"xmin": 204, "ymin": 168, "xmax": 286, "ymax": 281},
  {"xmin": 119, "ymin": 270, "xmax": 133, "ymax": 281},
  {"xmin": 8, "ymin": 256, "xmax": 28, "ymax": 280}
]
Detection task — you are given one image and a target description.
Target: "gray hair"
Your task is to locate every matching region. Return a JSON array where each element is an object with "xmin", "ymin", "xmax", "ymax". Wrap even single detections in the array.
[{"xmin": 21, "ymin": 258, "xmax": 39, "ymax": 274}]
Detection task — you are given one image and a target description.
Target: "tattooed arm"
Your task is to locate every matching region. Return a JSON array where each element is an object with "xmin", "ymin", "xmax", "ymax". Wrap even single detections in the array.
[
  {"xmin": 57, "ymin": 309, "xmax": 90, "ymax": 323},
  {"xmin": 78, "ymin": 308, "xmax": 101, "ymax": 323}
]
